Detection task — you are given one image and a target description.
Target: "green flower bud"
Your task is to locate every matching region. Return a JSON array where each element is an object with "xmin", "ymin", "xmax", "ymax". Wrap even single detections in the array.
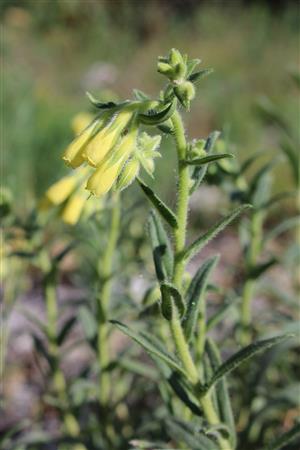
[
  {"xmin": 174, "ymin": 81, "xmax": 195, "ymax": 109},
  {"xmin": 157, "ymin": 62, "xmax": 174, "ymax": 78},
  {"xmin": 117, "ymin": 159, "xmax": 140, "ymax": 191}
]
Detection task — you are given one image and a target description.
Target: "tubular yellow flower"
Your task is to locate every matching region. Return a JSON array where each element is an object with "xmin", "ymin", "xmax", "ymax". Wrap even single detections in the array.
[
  {"xmin": 45, "ymin": 176, "xmax": 77, "ymax": 205},
  {"xmin": 62, "ymin": 116, "xmax": 106, "ymax": 169},
  {"xmin": 84, "ymin": 109, "xmax": 133, "ymax": 168},
  {"xmin": 71, "ymin": 112, "xmax": 94, "ymax": 135},
  {"xmin": 61, "ymin": 192, "xmax": 87, "ymax": 225},
  {"xmin": 86, "ymin": 127, "xmax": 138, "ymax": 196}
]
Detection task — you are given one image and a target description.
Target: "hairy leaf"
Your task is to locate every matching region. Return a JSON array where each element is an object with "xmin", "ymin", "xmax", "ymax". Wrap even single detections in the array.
[
  {"xmin": 111, "ymin": 320, "xmax": 187, "ymax": 376},
  {"xmin": 205, "ymin": 339, "xmax": 236, "ymax": 448},
  {"xmin": 185, "ymin": 153, "xmax": 234, "ymax": 166},
  {"xmin": 183, "ymin": 256, "xmax": 219, "ymax": 341},
  {"xmin": 148, "ymin": 210, "xmax": 173, "ymax": 281},
  {"xmin": 182, "ymin": 204, "xmax": 251, "ymax": 262},
  {"xmin": 138, "ymin": 178, "xmax": 178, "ymax": 229},
  {"xmin": 205, "ymin": 334, "xmax": 294, "ymax": 393},
  {"xmin": 139, "ymin": 100, "xmax": 176, "ymax": 125}
]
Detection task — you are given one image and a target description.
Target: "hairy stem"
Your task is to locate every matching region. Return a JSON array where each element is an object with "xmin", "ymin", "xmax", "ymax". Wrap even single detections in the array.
[
  {"xmin": 97, "ymin": 190, "xmax": 121, "ymax": 406},
  {"xmin": 170, "ymin": 110, "xmax": 233, "ymax": 450}
]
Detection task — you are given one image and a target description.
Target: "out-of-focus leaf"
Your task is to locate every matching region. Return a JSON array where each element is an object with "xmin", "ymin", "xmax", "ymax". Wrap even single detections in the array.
[
  {"xmin": 248, "ymin": 257, "xmax": 277, "ymax": 279},
  {"xmin": 79, "ymin": 306, "xmax": 97, "ymax": 341},
  {"xmin": 264, "ymin": 422, "xmax": 300, "ymax": 450},
  {"xmin": 57, "ymin": 316, "xmax": 77, "ymax": 345},
  {"xmin": 206, "ymin": 296, "xmax": 238, "ymax": 331},
  {"xmin": 265, "ymin": 216, "xmax": 300, "ymax": 242}
]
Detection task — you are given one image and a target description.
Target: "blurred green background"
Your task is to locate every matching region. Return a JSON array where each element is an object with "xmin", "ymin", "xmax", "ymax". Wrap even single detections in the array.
[{"xmin": 1, "ymin": 0, "xmax": 299, "ymax": 210}]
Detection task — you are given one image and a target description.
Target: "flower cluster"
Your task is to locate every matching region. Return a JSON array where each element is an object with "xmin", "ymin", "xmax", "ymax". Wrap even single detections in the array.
[
  {"xmin": 158, "ymin": 48, "xmax": 212, "ymax": 110},
  {"xmin": 62, "ymin": 104, "xmax": 161, "ymax": 197}
]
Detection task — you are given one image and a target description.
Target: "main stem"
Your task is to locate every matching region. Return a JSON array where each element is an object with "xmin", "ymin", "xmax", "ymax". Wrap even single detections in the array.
[
  {"xmin": 170, "ymin": 110, "xmax": 233, "ymax": 450},
  {"xmin": 97, "ymin": 190, "xmax": 121, "ymax": 406}
]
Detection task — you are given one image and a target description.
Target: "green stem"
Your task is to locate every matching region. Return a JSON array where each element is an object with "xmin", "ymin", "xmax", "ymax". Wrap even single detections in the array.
[
  {"xmin": 97, "ymin": 190, "xmax": 121, "ymax": 406},
  {"xmin": 240, "ymin": 210, "xmax": 264, "ymax": 345},
  {"xmin": 170, "ymin": 110, "xmax": 233, "ymax": 450}
]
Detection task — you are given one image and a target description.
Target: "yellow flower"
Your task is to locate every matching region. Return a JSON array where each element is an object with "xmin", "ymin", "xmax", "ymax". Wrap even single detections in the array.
[
  {"xmin": 86, "ymin": 127, "xmax": 138, "ymax": 196},
  {"xmin": 45, "ymin": 176, "xmax": 77, "ymax": 205},
  {"xmin": 71, "ymin": 112, "xmax": 94, "ymax": 135},
  {"xmin": 84, "ymin": 109, "xmax": 133, "ymax": 168},
  {"xmin": 61, "ymin": 192, "xmax": 87, "ymax": 225}
]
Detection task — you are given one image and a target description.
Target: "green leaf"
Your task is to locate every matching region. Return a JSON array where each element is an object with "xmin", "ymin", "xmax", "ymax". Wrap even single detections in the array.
[
  {"xmin": 264, "ymin": 422, "xmax": 300, "ymax": 450},
  {"xmin": 133, "ymin": 89, "xmax": 150, "ymax": 101},
  {"xmin": 206, "ymin": 296, "xmax": 238, "ymax": 331},
  {"xmin": 239, "ymin": 150, "xmax": 263, "ymax": 174},
  {"xmin": 258, "ymin": 191, "xmax": 296, "ymax": 210},
  {"xmin": 138, "ymin": 99, "xmax": 177, "ymax": 125},
  {"xmin": 248, "ymin": 160, "xmax": 278, "ymax": 200},
  {"xmin": 79, "ymin": 306, "xmax": 98, "ymax": 341},
  {"xmin": 110, "ymin": 320, "xmax": 187, "ymax": 376},
  {"xmin": 166, "ymin": 419, "xmax": 218, "ymax": 450},
  {"xmin": 184, "ymin": 153, "xmax": 234, "ymax": 166},
  {"xmin": 190, "ymin": 131, "xmax": 221, "ymax": 194},
  {"xmin": 188, "ymin": 68, "xmax": 214, "ymax": 83},
  {"xmin": 205, "ymin": 339, "xmax": 236, "ymax": 448},
  {"xmin": 204, "ymin": 334, "xmax": 294, "ymax": 393},
  {"xmin": 148, "ymin": 210, "xmax": 173, "ymax": 281},
  {"xmin": 86, "ymin": 91, "xmax": 117, "ymax": 109},
  {"xmin": 248, "ymin": 257, "xmax": 277, "ymax": 279},
  {"xmin": 53, "ymin": 242, "xmax": 77, "ymax": 264},
  {"xmin": 183, "ymin": 256, "xmax": 219, "ymax": 342},
  {"xmin": 186, "ymin": 58, "xmax": 201, "ymax": 76},
  {"xmin": 181, "ymin": 204, "xmax": 251, "ymax": 262},
  {"xmin": 281, "ymin": 139, "xmax": 299, "ymax": 186},
  {"xmin": 160, "ymin": 281, "xmax": 185, "ymax": 318},
  {"xmin": 32, "ymin": 335, "xmax": 53, "ymax": 368},
  {"xmin": 57, "ymin": 316, "xmax": 77, "ymax": 345},
  {"xmin": 138, "ymin": 178, "xmax": 178, "ymax": 229}
]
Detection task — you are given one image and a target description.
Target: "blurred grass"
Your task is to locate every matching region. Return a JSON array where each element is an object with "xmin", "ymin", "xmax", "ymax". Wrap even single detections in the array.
[{"xmin": 1, "ymin": 1, "xmax": 299, "ymax": 210}]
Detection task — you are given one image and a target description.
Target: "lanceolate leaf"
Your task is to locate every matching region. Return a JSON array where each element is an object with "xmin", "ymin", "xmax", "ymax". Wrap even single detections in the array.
[
  {"xmin": 248, "ymin": 160, "xmax": 278, "ymax": 200},
  {"xmin": 239, "ymin": 150, "xmax": 263, "ymax": 174},
  {"xmin": 205, "ymin": 339, "xmax": 236, "ymax": 448},
  {"xmin": 138, "ymin": 178, "xmax": 178, "ymax": 229},
  {"xmin": 264, "ymin": 422, "xmax": 300, "ymax": 450},
  {"xmin": 161, "ymin": 281, "xmax": 185, "ymax": 317},
  {"xmin": 166, "ymin": 419, "xmax": 218, "ymax": 450},
  {"xmin": 133, "ymin": 89, "xmax": 150, "ymax": 101},
  {"xmin": 181, "ymin": 205, "xmax": 251, "ymax": 262},
  {"xmin": 204, "ymin": 334, "xmax": 294, "ymax": 393},
  {"xmin": 182, "ymin": 256, "xmax": 219, "ymax": 341},
  {"xmin": 110, "ymin": 320, "xmax": 187, "ymax": 376},
  {"xmin": 184, "ymin": 153, "xmax": 234, "ymax": 166},
  {"xmin": 86, "ymin": 91, "xmax": 118, "ymax": 109},
  {"xmin": 248, "ymin": 257, "xmax": 277, "ymax": 279},
  {"xmin": 188, "ymin": 68, "xmax": 214, "ymax": 83},
  {"xmin": 206, "ymin": 296, "xmax": 238, "ymax": 331},
  {"xmin": 148, "ymin": 210, "xmax": 173, "ymax": 281},
  {"xmin": 138, "ymin": 99, "xmax": 177, "ymax": 125},
  {"xmin": 57, "ymin": 316, "xmax": 77, "ymax": 345}
]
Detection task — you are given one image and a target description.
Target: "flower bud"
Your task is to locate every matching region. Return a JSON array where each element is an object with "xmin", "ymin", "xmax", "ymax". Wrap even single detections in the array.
[
  {"xmin": 174, "ymin": 81, "xmax": 195, "ymax": 109},
  {"xmin": 157, "ymin": 62, "xmax": 174, "ymax": 78}
]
